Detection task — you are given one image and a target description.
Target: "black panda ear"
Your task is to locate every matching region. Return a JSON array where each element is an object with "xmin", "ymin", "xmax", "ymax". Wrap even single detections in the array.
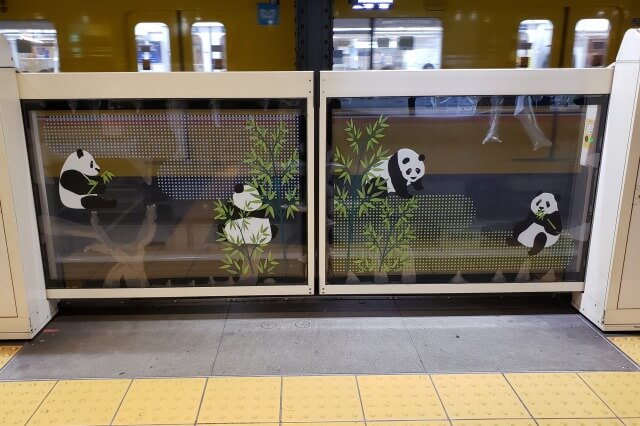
[
  {"xmin": 234, "ymin": 183, "xmax": 244, "ymax": 193},
  {"xmin": 555, "ymin": 193, "xmax": 562, "ymax": 201},
  {"xmin": 76, "ymin": 149, "xmax": 84, "ymax": 158},
  {"xmin": 536, "ymin": 190, "xmax": 544, "ymax": 196},
  {"xmin": 418, "ymin": 154, "xmax": 425, "ymax": 161}
]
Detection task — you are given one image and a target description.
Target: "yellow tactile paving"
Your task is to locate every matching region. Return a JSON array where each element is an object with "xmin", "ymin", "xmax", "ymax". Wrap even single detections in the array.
[
  {"xmin": 0, "ymin": 345, "xmax": 21, "ymax": 370},
  {"xmin": 536, "ymin": 420, "xmax": 624, "ymax": 426},
  {"xmin": 609, "ymin": 337, "xmax": 640, "ymax": 364},
  {"xmin": 357, "ymin": 375, "xmax": 447, "ymax": 421},
  {"xmin": 197, "ymin": 377, "xmax": 281, "ymax": 424},
  {"xmin": 281, "ymin": 376, "xmax": 363, "ymax": 422},
  {"xmin": 286, "ymin": 423, "xmax": 364, "ymax": 426},
  {"xmin": 0, "ymin": 381, "xmax": 55, "ymax": 426},
  {"xmin": 580, "ymin": 372, "xmax": 640, "ymax": 418},
  {"xmin": 505, "ymin": 373, "xmax": 614, "ymax": 419},
  {"xmin": 368, "ymin": 422, "xmax": 450, "ymax": 426},
  {"xmin": 622, "ymin": 420, "xmax": 640, "ymax": 426},
  {"xmin": 27, "ymin": 379, "xmax": 130, "ymax": 425},
  {"xmin": 198, "ymin": 424, "xmax": 278, "ymax": 426},
  {"xmin": 112, "ymin": 378, "xmax": 206, "ymax": 425},
  {"xmin": 451, "ymin": 421, "xmax": 537, "ymax": 426},
  {"xmin": 432, "ymin": 374, "xmax": 530, "ymax": 420}
]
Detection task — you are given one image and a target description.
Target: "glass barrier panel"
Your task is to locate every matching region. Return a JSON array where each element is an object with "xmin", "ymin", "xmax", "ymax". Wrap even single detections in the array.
[
  {"xmin": 325, "ymin": 95, "xmax": 607, "ymax": 285},
  {"xmin": 135, "ymin": 22, "xmax": 171, "ymax": 72},
  {"xmin": 516, "ymin": 20, "xmax": 553, "ymax": 69},
  {"xmin": 192, "ymin": 22, "xmax": 226, "ymax": 72},
  {"xmin": 0, "ymin": 20, "xmax": 59, "ymax": 72},
  {"xmin": 333, "ymin": 18, "xmax": 372, "ymax": 70},
  {"xmin": 23, "ymin": 99, "xmax": 308, "ymax": 289},
  {"xmin": 573, "ymin": 19, "xmax": 611, "ymax": 68}
]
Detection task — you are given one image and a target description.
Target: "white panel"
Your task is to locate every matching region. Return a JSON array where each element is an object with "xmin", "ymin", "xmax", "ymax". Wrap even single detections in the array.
[
  {"xmin": 0, "ymin": 202, "xmax": 17, "ymax": 317},
  {"xmin": 47, "ymin": 285, "xmax": 312, "ymax": 299},
  {"xmin": 0, "ymin": 63, "xmax": 56, "ymax": 335},
  {"xmin": 17, "ymin": 71, "xmax": 314, "ymax": 99},
  {"xmin": 618, "ymin": 206, "xmax": 640, "ymax": 309},
  {"xmin": 321, "ymin": 68, "xmax": 613, "ymax": 97},
  {"xmin": 322, "ymin": 282, "xmax": 584, "ymax": 295},
  {"xmin": 577, "ymin": 29, "xmax": 640, "ymax": 330}
]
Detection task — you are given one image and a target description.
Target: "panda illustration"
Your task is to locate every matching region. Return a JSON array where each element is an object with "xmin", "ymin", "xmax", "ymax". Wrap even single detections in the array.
[
  {"xmin": 219, "ymin": 184, "xmax": 278, "ymax": 245},
  {"xmin": 368, "ymin": 148, "xmax": 426, "ymax": 198},
  {"xmin": 509, "ymin": 192, "xmax": 562, "ymax": 256},
  {"xmin": 59, "ymin": 149, "xmax": 117, "ymax": 210}
]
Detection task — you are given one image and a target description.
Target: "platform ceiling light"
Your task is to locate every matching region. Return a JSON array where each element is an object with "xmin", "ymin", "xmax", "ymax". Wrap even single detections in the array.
[{"xmin": 350, "ymin": 0, "xmax": 394, "ymax": 11}]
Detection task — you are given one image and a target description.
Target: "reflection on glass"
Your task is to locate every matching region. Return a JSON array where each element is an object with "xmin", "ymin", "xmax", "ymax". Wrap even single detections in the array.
[
  {"xmin": 516, "ymin": 20, "xmax": 553, "ymax": 68},
  {"xmin": 326, "ymin": 95, "xmax": 607, "ymax": 285},
  {"xmin": 23, "ymin": 99, "xmax": 308, "ymax": 289},
  {"xmin": 332, "ymin": 18, "xmax": 442, "ymax": 70},
  {"xmin": 333, "ymin": 18, "xmax": 372, "ymax": 70},
  {"xmin": 134, "ymin": 22, "xmax": 171, "ymax": 72},
  {"xmin": 372, "ymin": 18, "xmax": 442, "ymax": 70},
  {"xmin": 573, "ymin": 19, "xmax": 611, "ymax": 68},
  {"xmin": 0, "ymin": 20, "xmax": 59, "ymax": 72},
  {"xmin": 192, "ymin": 22, "xmax": 226, "ymax": 72}
]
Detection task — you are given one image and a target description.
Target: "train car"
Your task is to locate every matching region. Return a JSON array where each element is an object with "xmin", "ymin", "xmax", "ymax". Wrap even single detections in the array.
[
  {"xmin": 333, "ymin": 0, "xmax": 640, "ymax": 69},
  {"xmin": 0, "ymin": 0, "xmax": 297, "ymax": 72},
  {"xmin": 0, "ymin": 0, "xmax": 639, "ymax": 73}
]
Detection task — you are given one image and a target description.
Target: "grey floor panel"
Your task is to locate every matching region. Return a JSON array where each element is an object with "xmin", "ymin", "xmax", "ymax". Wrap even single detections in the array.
[
  {"xmin": 1, "ymin": 298, "xmax": 636, "ymax": 379},
  {"xmin": 229, "ymin": 298, "xmax": 399, "ymax": 315},
  {"xmin": 211, "ymin": 316, "xmax": 425, "ymax": 375},
  {"xmin": 401, "ymin": 313, "xmax": 638, "ymax": 373},
  {"xmin": 0, "ymin": 313, "xmax": 226, "ymax": 380}
]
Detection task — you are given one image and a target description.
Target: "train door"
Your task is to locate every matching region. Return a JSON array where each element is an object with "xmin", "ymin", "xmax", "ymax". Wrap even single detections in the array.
[
  {"xmin": 508, "ymin": 8, "xmax": 565, "ymax": 68},
  {"xmin": 180, "ymin": 11, "xmax": 227, "ymax": 72},
  {"xmin": 127, "ymin": 11, "xmax": 227, "ymax": 72},
  {"xmin": 126, "ymin": 11, "xmax": 181, "ymax": 72},
  {"xmin": 563, "ymin": 6, "xmax": 623, "ymax": 68}
]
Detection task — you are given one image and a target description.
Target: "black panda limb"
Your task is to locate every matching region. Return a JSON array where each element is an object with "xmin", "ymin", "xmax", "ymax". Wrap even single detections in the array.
[
  {"xmin": 511, "ymin": 213, "xmax": 537, "ymax": 241},
  {"xmin": 81, "ymin": 196, "xmax": 118, "ymax": 209},
  {"xmin": 529, "ymin": 233, "xmax": 547, "ymax": 256},
  {"xmin": 60, "ymin": 170, "xmax": 93, "ymax": 195},
  {"xmin": 541, "ymin": 211, "xmax": 562, "ymax": 235},
  {"xmin": 61, "ymin": 170, "xmax": 110, "ymax": 198},
  {"xmin": 270, "ymin": 224, "xmax": 279, "ymax": 239}
]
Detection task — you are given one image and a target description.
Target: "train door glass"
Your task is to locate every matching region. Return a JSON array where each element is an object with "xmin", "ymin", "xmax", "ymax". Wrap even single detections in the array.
[
  {"xmin": 516, "ymin": 20, "xmax": 553, "ymax": 68},
  {"xmin": 192, "ymin": 22, "xmax": 226, "ymax": 72},
  {"xmin": 372, "ymin": 18, "xmax": 443, "ymax": 70},
  {"xmin": 134, "ymin": 22, "xmax": 171, "ymax": 72},
  {"xmin": 573, "ymin": 19, "xmax": 611, "ymax": 68},
  {"xmin": 0, "ymin": 20, "xmax": 59, "ymax": 72},
  {"xmin": 333, "ymin": 18, "xmax": 372, "ymax": 70}
]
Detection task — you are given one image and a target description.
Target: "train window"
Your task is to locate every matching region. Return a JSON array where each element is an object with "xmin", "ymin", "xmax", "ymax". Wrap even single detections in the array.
[
  {"xmin": 516, "ymin": 20, "xmax": 553, "ymax": 68},
  {"xmin": 573, "ymin": 19, "xmax": 611, "ymax": 68},
  {"xmin": 192, "ymin": 22, "xmax": 226, "ymax": 72},
  {"xmin": 0, "ymin": 20, "xmax": 59, "ymax": 72},
  {"xmin": 332, "ymin": 18, "xmax": 443, "ymax": 70},
  {"xmin": 333, "ymin": 18, "xmax": 372, "ymax": 70},
  {"xmin": 134, "ymin": 22, "xmax": 171, "ymax": 72},
  {"xmin": 372, "ymin": 18, "xmax": 443, "ymax": 70}
]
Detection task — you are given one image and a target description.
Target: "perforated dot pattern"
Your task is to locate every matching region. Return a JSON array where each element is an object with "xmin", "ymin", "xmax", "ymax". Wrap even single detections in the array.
[
  {"xmin": 39, "ymin": 111, "xmax": 302, "ymax": 200},
  {"xmin": 329, "ymin": 195, "xmax": 574, "ymax": 275}
]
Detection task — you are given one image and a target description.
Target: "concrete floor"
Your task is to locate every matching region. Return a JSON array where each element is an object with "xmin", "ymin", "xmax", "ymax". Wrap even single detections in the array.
[{"xmin": 0, "ymin": 295, "xmax": 637, "ymax": 380}]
